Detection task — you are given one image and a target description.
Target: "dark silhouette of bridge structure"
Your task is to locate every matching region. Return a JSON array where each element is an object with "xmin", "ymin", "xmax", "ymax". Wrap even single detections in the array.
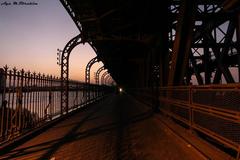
[{"xmin": 1, "ymin": 0, "xmax": 240, "ymax": 159}]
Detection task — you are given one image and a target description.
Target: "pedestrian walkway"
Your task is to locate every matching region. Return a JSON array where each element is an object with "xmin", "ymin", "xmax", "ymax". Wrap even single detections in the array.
[{"xmin": 0, "ymin": 94, "xmax": 205, "ymax": 160}]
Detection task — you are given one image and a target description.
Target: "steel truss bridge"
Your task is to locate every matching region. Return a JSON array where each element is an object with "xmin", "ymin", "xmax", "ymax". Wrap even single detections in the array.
[{"xmin": 0, "ymin": 0, "xmax": 240, "ymax": 159}]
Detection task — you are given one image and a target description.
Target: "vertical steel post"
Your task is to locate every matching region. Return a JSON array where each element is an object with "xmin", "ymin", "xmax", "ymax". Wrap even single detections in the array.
[{"xmin": 0, "ymin": 67, "xmax": 7, "ymax": 139}]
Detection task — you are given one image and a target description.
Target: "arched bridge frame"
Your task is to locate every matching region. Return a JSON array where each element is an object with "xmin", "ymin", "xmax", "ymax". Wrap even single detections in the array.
[
  {"xmin": 61, "ymin": 34, "xmax": 83, "ymax": 114},
  {"xmin": 85, "ymin": 56, "xmax": 99, "ymax": 101},
  {"xmin": 95, "ymin": 66, "xmax": 105, "ymax": 85},
  {"xmin": 85, "ymin": 56, "xmax": 99, "ymax": 84},
  {"xmin": 101, "ymin": 71, "xmax": 109, "ymax": 85},
  {"xmin": 104, "ymin": 75, "xmax": 111, "ymax": 85}
]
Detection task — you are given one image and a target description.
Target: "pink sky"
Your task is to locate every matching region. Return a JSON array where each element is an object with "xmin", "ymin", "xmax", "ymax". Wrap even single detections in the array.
[{"xmin": 0, "ymin": 0, "xmax": 102, "ymax": 82}]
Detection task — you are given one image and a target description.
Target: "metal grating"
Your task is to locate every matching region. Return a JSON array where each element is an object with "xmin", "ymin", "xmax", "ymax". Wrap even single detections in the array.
[
  {"xmin": 193, "ymin": 89, "xmax": 240, "ymax": 111},
  {"xmin": 193, "ymin": 110, "xmax": 240, "ymax": 145}
]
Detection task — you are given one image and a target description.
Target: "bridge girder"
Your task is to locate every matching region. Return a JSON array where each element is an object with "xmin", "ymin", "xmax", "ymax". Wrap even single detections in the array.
[{"xmin": 61, "ymin": 0, "xmax": 240, "ymax": 88}]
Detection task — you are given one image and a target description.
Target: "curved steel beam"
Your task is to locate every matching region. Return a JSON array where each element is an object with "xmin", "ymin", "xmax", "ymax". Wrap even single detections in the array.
[
  {"xmin": 85, "ymin": 56, "xmax": 99, "ymax": 84},
  {"xmin": 85, "ymin": 56, "xmax": 99, "ymax": 101},
  {"xmin": 95, "ymin": 66, "xmax": 105, "ymax": 84},
  {"xmin": 60, "ymin": 0, "xmax": 82, "ymax": 32},
  {"xmin": 104, "ymin": 75, "xmax": 111, "ymax": 85},
  {"xmin": 61, "ymin": 34, "xmax": 82, "ymax": 114},
  {"xmin": 107, "ymin": 77, "xmax": 114, "ymax": 86},
  {"xmin": 100, "ymin": 71, "xmax": 109, "ymax": 85}
]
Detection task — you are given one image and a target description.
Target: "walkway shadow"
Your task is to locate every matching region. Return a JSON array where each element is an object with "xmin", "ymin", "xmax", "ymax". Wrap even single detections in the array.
[{"xmin": 1, "ymin": 107, "xmax": 153, "ymax": 160}]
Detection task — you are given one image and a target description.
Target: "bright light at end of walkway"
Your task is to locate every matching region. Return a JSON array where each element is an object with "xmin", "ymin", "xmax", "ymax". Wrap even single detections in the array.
[{"xmin": 119, "ymin": 88, "xmax": 123, "ymax": 92}]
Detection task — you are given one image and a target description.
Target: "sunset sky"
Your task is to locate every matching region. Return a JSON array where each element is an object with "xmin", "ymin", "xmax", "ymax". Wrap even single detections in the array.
[
  {"xmin": 0, "ymin": 0, "xmax": 238, "ymax": 85},
  {"xmin": 0, "ymin": 0, "xmax": 103, "ymax": 82}
]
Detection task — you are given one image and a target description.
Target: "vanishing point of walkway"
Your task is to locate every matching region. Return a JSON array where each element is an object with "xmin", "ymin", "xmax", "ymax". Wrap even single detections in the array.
[{"xmin": 1, "ymin": 94, "xmax": 204, "ymax": 160}]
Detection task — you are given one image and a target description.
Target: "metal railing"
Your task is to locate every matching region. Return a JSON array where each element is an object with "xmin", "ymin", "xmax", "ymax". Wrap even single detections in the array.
[
  {"xmin": 131, "ymin": 84, "xmax": 240, "ymax": 159},
  {"xmin": 0, "ymin": 66, "xmax": 113, "ymax": 145}
]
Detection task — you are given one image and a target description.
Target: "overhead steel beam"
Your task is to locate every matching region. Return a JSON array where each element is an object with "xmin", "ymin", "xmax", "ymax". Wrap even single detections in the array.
[
  {"xmin": 222, "ymin": 0, "xmax": 240, "ymax": 11},
  {"xmin": 80, "ymin": 9, "xmax": 117, "ymax": 22},
  {"xmin": 60, "ymin": 0, "xmax": 82, "ymax": 32}
]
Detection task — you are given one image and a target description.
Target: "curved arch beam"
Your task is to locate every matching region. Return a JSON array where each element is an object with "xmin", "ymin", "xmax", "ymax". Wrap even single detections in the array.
[
  {"xmin": 85, "ymin": 56, "xmax": 99, "ymax": 84},
  {"xmin": 104, "ymin": 75, "xmax": 111, "ymax": 85},
  {"xmin": 95, "ymin": 66, "xmax": 105, "ymax": 84},
  {"xmin": 101, "ymin": 71, "xmax": 109, "ymax": 85},
  {"xmin": 85, "ymin": 56, "xmax": 99, "ymax": 101},
  {"xmin": 61, "ymin": 34, "xmax": 83, "ymax": 114},
  {"xmin": 107, "ymin": 77, "xmax": 114, "ymax": 86},
  {"xmin": 108, "ymin": 77, "xmax": 114, "ymax": 86}
]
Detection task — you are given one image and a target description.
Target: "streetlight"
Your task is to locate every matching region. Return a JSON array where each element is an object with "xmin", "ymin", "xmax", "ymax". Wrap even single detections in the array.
[{"xmin": 57, "ymin": 48, "xmax": 62, "ymax": 66}]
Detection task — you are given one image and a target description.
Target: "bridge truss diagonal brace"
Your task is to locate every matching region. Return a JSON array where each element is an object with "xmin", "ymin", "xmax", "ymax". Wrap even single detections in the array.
[
  {"xmin": 168, "ymin": 0, "xmax": 196, "ymax": 86},
  {"xmin": 211, "ymin": 21, "xmax": 235, "ymax": 84},
  {"xmin": 61, "ymin": 34, "xmax": 83, "ymax": 114}
]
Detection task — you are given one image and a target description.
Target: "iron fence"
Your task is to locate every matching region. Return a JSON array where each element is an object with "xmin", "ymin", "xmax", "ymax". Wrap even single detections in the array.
[{"xmin": 0, "ymin": 66, "xmax": 112, "ymax": 145}]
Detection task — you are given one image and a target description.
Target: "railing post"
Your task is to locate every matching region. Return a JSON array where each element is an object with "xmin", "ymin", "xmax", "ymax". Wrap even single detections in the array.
[
  {"xmin": 0, "ymin": 67, "xmax": 7, "ymax": 139},
  {"xmin": 19, "ymin": 69, "xmax": 24, "ymax": 133},
  {"xmin": 0, "ymin": 68, "xmax": 6, "ymax": 93},
  {"xmin": 45, "ymin": 82, "xmax": 53, "ymax": 120}
]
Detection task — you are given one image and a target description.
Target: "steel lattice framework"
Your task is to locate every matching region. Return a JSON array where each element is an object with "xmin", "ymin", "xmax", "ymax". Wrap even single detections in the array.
[{"xmin": 167, "ymin": 0, "xmax": 240, "ymax": 85}]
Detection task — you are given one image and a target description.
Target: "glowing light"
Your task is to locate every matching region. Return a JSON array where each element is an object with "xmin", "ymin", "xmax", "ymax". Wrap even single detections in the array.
[{"xmin": 119, "ymin": 88, "xmax": 123, "ymax": 92}]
